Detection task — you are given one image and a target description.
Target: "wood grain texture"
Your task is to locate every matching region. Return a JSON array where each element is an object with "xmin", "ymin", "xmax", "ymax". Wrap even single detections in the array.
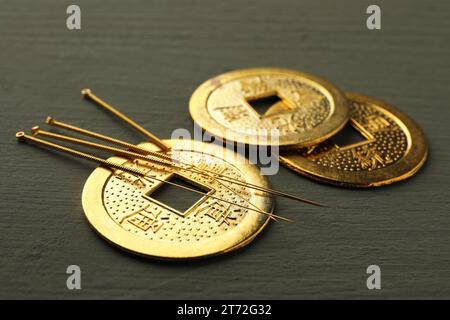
[{"xmin": 0, "ymin": 0, "xmax": 449, "ymax": 299}]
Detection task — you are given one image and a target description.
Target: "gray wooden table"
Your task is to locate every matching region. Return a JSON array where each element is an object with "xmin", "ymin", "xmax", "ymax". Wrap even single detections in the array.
[{"xmin": 1, "ymin": 0, "xmax": 449, "ymax": 299}]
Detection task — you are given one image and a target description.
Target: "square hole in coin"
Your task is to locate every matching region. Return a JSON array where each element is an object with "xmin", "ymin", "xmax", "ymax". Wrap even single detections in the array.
[
  {"xmin": 331, "ymin": 123, "xmax": 370, "ymax": 148},
  {"xmin": 146, "ymin": 175, "xmax": 211, "ymax": 215},
  {"xmin": 247, "ymin": 94, "xmax": 284, "ymax": 116}
]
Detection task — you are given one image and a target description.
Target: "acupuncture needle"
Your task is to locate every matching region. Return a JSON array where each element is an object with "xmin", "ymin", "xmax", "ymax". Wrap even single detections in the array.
[
  {"xmin": 46, "ymin": 115, "xmax": 326, "ymax": 207},
  {"xmin": 81, "ymin": 88, "xmax": 171, "ymax": 152},
  {"xmin": 81, "ymin": 88, "xmax": 326, "ymax": 207},
  {"xmin": 33, "ymin": 125, "xmax": 273, "ymax": 220},
  {"xmin": 16, "ymin": 131, "xmax": 291, "ymax": 222}
]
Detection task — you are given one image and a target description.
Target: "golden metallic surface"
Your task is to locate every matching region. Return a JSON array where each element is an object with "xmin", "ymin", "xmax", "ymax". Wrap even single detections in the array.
[
  {"xmin": 42, "ymin": 117, "xmax": 317, "ymax": 209},
  {"xmin": 189, "ymin": 68, "xmax": 350, "ymax": 148},
  {"xmin": 279, "ymin": 92, "xmax": 428, "ymax": 187},
  {"xmin": 82, "ymin": 139, "xmax": 273, "ymax": 259}
]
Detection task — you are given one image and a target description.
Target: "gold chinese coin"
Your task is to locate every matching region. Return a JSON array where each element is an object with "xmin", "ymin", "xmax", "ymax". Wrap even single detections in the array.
[
  {"xmin": 189, "ymin": 68, "xmax": 350, "ymax": 148},
  {"xmin": 82, "ymin": 139, "xmax": 273, "ymax": 259},
  {"xmin": 279, "ymin": 92, "xmax": 428, "ymax": 187}
]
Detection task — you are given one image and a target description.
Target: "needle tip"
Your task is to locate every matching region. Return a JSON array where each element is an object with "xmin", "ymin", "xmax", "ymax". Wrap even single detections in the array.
[
  {"xmin": 16, "ymin": 131, "xmax": 25, "ymax": 141},
  {"xmin": 311, "ymin": 201, "xmax": 329, "ymax": 208},
  {"xmin": 46, "ymin": 116, "xmax": 55, "ymax": 125},
  {"xmin": 81, "ymin": 88, "xmax": 92, "ymax": 96},
  {"xmin": 31, "ymin": 126, "xmax": 40, "ymax": 136},
  {"xmin": 276, "ymin": 216, "xmax": 295, "ymax": 223}
]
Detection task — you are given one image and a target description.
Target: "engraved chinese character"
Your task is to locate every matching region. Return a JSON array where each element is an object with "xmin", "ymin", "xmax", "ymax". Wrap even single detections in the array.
[
  {"xmin": 115, "ymin": 159, "xmax": 152, "ymax": 187},
  {"xmin": 365, "ymin": 114, "xmax": 390, "ymax": 132},
  {"xmin": 352, "ymin": 147, "xmax": 385, "ymax": 170},
  {"xmin": 197, "ymin": 202, "xmax": 236, "ymax": 226},
  {"xmin": 269, "ymin": 114, "xmax": 300, "ymax": 133},
  {"xmin": 215, "ymin": 105, "xmax": 249, "ymax": 122},
  {"xmin": 240, "ymin": 77, "xmax": 270, "ymax": 96},
  {"xmin": 128, "ymin": 207, "xmax": 164, "ymax": 233}
]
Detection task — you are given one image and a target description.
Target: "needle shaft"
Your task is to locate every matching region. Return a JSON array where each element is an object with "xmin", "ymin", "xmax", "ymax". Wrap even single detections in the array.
[
  {"xmin": 16, "ymin": 131, "xmax": 289, "ymax": 222},
  {"xmin": 36, "ymin": 123, "xmax": 279, "ymax": 220},
  {"xmin": 45, "ymin": 117, "xmax": 325, "ymax": 207},
  {"xmin": 34, "ymin": 125, "xmax": 274, "ymax": 218},
  {"xmin": 32, "ymin": 126, "xmax": 174, "ymax": 168},
  {"xmin": 79, "ymin": 89, "xmax": 306, "ymax": 203},
  {"xmin": 81, "ymin": 88, "xmax": 171, "ymax": 151},
  {"xmin": 45, "ymin": 116, "xmax": 173, "ymax": 160}
]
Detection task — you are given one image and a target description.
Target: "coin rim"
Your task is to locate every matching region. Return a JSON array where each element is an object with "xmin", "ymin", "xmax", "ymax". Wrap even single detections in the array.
[
  {"xmin": 189, "ymin": 67, "xmax": 350, "ymax": 148},
  {"xmin": 279, "ymin": 92, "xmax": 428, "ymax": 187},
  {"xmin": 82, "ymin": 139, "xmax": 273, "ymax": 260}
]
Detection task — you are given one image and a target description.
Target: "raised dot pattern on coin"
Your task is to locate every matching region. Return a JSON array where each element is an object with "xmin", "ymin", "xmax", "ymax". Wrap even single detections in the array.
[
  {"xmin": 279, "ymin": 92, "xmax": 428, "ymax": 187},
  {"xmin": 83, "ymin": 139, "xmax": 273, "ymax": 259},
  {"xmin": 190, "ymin": 68, "xmax": 349, "ymax": 148},
  {"xmin": 300, "ymin": 101, "xmax": 408, "ymax": 171}
]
